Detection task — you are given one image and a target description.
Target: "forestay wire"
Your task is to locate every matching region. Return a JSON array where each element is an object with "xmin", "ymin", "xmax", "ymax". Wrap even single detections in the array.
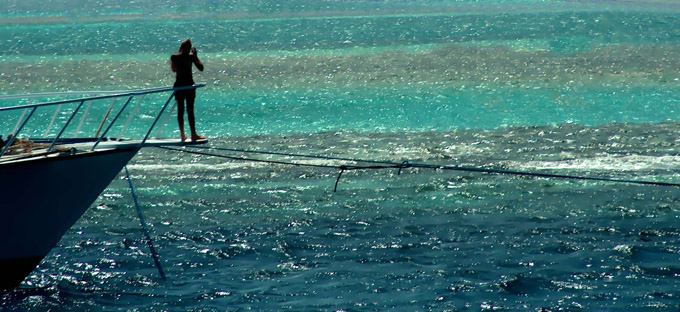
[{"xmin": 158, "ymin": 145, "xmax": 680, "ymax": 192}]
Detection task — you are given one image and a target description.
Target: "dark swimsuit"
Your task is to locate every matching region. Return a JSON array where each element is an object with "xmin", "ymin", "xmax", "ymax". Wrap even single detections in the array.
[{"xmin": 171, "ymin": 54, "xmax": 200, "ymax": 101}]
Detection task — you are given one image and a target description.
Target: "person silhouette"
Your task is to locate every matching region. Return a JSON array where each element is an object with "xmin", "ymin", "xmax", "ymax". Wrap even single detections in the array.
[{"xmin": 171, "ymin": 39, "xmax": 205, "ymax": 141}]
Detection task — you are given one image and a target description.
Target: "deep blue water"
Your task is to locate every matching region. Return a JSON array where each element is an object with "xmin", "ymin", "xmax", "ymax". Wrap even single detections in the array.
[{"xmin": 2, "ymin": 1, "xmax": 680, "ymax": 311}]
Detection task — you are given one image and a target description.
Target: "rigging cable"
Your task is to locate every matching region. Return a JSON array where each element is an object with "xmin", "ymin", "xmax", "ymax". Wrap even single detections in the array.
[
  {"xmin": 158, "ymin": 146, "xmax": 680, "ymax": 191},
  {"xmin": 125, "ymin": 166, "xmax": 167, "ymax": 280}
]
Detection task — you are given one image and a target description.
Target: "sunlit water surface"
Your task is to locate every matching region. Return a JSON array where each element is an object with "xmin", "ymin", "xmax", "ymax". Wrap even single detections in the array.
[{"xmin": 2, "ymin": 1, "xmax": 680, "ymax": 311}]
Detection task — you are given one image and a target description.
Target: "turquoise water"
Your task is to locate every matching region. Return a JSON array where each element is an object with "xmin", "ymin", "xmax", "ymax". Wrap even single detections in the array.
[{"xmin": 3, "ymin": 0, "xmax": 680, "ymax": 310}]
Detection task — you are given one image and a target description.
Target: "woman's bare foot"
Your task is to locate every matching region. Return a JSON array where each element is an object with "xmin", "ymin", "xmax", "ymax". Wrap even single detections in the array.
[
  {"xmin": 181, "ymin": 133, "xmax": 187, "ymax": 141},
  {"xmin": 191, "ymin": 134, "xmax": 206, "ymax": 141}
]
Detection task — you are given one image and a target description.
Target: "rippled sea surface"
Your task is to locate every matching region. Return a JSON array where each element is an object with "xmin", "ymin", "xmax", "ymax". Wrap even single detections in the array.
[{"xmin": 3, "ymin": 0, "xmax": 680, "ymax": 311}]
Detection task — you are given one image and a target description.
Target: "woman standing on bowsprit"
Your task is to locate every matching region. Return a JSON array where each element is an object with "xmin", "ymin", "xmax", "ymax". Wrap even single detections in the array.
[{"xmin": 171, "ymin": 39, "xmax": 205, "ymax": 142}]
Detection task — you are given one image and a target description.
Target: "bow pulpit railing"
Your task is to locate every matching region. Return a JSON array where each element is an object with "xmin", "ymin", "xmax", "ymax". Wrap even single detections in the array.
[{"xmin": 0, "ymin": 84, "xmax": 205, "ymax": 159}]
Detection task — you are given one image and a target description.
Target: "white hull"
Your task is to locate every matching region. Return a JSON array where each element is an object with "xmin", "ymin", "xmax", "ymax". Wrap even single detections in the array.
[{"xmin": 0, "ymin": 148, "xmax": 139, "ymax": 289}]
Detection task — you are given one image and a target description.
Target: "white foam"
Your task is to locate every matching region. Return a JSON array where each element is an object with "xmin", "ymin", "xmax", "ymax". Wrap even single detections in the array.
[
  {"xmin": 519, "ymin": 155, "xmax": 680, "ymax": 172},
  {"xmin": 126, "ymin": 161, "xmax": 270, "ymax": 172},
  {"xmin": 127, "ymin": 157, "xmax": 353, "ymax": 172}
]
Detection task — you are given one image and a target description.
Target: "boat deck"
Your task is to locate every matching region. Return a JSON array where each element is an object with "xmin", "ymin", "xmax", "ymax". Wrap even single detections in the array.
[{"xmin": 0, "ymin": 138, "xmax": 208, "ymax": 164}]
